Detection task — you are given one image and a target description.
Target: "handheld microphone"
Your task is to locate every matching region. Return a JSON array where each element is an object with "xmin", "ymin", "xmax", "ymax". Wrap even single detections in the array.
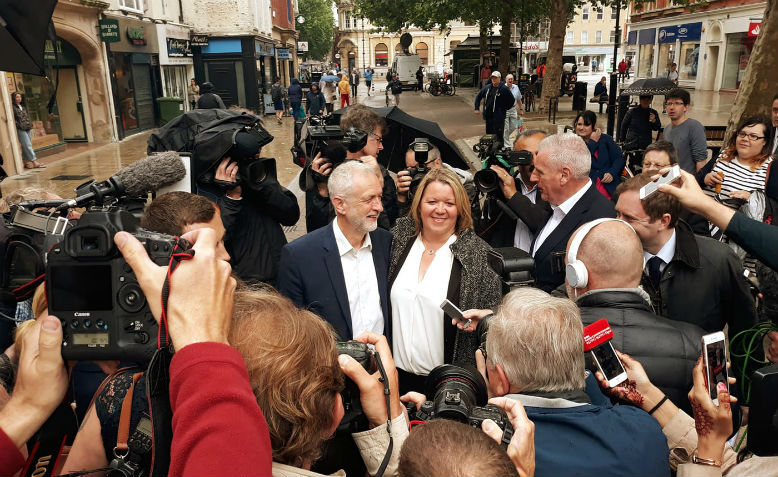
[
  {"xmin": 583, "ymin": 319, "xmax": 627, "ymax": 387},
  {"xmin": 57, "ymin": 152, "xmax": 186, "ymax": 210}
]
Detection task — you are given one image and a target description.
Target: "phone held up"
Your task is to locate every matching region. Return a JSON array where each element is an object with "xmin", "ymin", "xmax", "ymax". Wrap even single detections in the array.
[
  {"xmin": 583, "ymin": 319, "xmax": 628, "ymax": 387},
  {"xmin": 702, "ymin": 331, "xmax": 730, "ymax": 406},
  {"xmin": 440, "ymin": 299, "xmax": 471, "ymax": 330}
]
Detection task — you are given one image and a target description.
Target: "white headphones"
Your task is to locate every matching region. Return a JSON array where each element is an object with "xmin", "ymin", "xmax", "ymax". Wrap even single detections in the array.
[{"xmin": 565, "ymin": 218, "xmax": 636, "ymax": 289}]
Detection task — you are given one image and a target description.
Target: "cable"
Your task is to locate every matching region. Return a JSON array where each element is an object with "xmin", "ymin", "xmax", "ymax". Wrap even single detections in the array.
[{"xmin": 729, "ymin": 322, "xmax": 777, "ymax": 404}]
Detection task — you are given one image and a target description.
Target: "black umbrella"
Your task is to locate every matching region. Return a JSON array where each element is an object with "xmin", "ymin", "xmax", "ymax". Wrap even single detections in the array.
[
  {"xmin": 621, "ymin": 77, "xmax": 678, "ymax": 96},
  {"xmin": 333, "ymin": 105, "xmax": 468, "ymax": 172},
  {"xmin": 0, "ymin": 0, "xmax": 58, "ymax": 76}
]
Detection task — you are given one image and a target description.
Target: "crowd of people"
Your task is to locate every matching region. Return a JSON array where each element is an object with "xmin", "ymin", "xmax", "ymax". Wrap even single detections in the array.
[{"xmin": 0, "ymin": 75, "xmax": 777, "ymax": 477}]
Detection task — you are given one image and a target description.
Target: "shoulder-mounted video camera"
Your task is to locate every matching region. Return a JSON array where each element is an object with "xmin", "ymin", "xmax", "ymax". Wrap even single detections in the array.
[
  {"xmin": 472, "ymin": 135, "xmax": 534, "ymax": 194},
  {"xmin": 46, "ymin": 209, "xmax": 189, "ymax": 362},
  {"xmin": 405, "ymin": 364, "xmax": 514, "ymax": 449}
]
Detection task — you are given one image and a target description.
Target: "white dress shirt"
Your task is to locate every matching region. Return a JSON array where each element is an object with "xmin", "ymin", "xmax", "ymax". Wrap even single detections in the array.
[
  {"xmin": 391, "ymin": 235, "xmax": 456, "ymax": 375},
  {"xmin": 513, "ymin": 176, "xmax": 538, "ymax": 253},
  {"xmin": 532, "ymin": 180, "xmax": 592, "ymax": 256},
  {"xmin": 643, "ymin": 230, "xmax": 677, "ymax": 274},
  {"xmin": 332, "ymin": 218, "xmax": 385, "ymax": 338}
]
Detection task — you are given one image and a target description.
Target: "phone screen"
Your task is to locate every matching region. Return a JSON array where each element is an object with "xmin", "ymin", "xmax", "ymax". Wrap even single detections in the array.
[
  {"xmin": 591, "ymin": 342, "xmax": 626, "ymax": 382},
  {"xmin": 705, "ymin": 339, "xmax": 728, "ymax": 400}
]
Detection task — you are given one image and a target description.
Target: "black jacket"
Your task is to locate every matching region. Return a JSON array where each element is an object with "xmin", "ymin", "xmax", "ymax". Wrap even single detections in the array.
[
  {"xmin": 578, "ymin": 289, "xmax": 704, "ymax": 412},
  {"xmin": 306, "ymin": 90, "xmax": 326, "ymax": 115},
  {"xmin": 620, "ymin": 106, "xmax": 661, "ymax": 150},
  {"xmin": 288, "ymin": 79, "xmax": 303, "ymax": 103},
  {"xmin": 640, "ymin": 221, "xmax": 756, "ymax": 336},
  {"xmin": 502, "ymin": 183, "xmax": 616, "ymax": 292},
  {"xmin": 196, "ymin": 93, "xmax": 226, "ymax": 109},
  {"xmin": 474, "ymin": 83, "xmax": 515, "ymax": 120},
  {"xmin": 389, "ymin": 217, "xmax": 502, "ymax": 366},
  {"xmin": 479, "ymin": 178, "xmax": 548, "ymax": 249},
  {"xmin": 218, "ymin": 183, "xmax": 300, "ymax": 284}
]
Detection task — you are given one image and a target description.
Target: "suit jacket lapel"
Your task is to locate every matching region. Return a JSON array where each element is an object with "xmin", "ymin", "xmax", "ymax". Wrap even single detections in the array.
[
  {"xmin": 370, "ymin": 231, "xmax": 390, "ymax": 332},
  {"xmin": 534, "ymin": 187, "xmax": 594, "ymax": 260},
  {"xmin": 322, "ymin": 224, "xmax": 353, "ymax": 338}
]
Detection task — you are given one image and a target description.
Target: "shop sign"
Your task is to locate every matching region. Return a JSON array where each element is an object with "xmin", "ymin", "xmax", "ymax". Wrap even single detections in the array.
[
  {"xmin": 167, "ymin": 38, "xmax": 192, "ymax": 57},
  {"xmin": 748, "ymin": 22, "xmax": 761, "ymax": 37},
  {"xmin": 190, "ymin": 34, "xmax": 209, "ymax": 47},
  {"xmin": 658, "ymin": 26, "xmax": 678, "ymax": 43},
  {"xmin": 515, "ymin": 42, "xmax": 540, "ymax": 50},
  {"xmin": 277, "ymin": 48, "xmax": 291, "ymax": 59},
  {"xmin": 127, "ymin": 26, "xmax": 147, "ymax": 46},
  {"xmin": 98, "ymin": 19, "xmax": 120, "ymax": 43},
  {"xmin": 255, "ymin": 41, "xmax": 274, "ymax": 56},
  {"xmin": 298, "ymin": 41, "xmax": 308, "ymax": 52},
  {"xmin": 638, "ymin": 28, "xmax": 656, "ymax": 45},
  {"xmin": 677, "ymin": 22, "xmax": 702, "ymax": 41}
]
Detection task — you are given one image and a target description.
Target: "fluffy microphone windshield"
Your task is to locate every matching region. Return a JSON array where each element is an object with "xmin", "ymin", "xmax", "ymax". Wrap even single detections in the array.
[{"xmin": 113, "ymin": 151, "xmax": 186, "ymax": 196}]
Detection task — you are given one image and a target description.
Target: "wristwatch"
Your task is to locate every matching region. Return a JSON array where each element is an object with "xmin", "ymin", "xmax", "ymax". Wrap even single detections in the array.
[{"xmin": 691, "ymin": 451, "xmax": 722, "ymax": 467}]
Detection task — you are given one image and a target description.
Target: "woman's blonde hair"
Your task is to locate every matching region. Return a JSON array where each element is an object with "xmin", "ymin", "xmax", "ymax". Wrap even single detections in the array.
[
  {"xmin": 408, "ymin": 167, "xmax": 473, "ymax": 236},
  {"xmin": 229, "ymin": 286, "xmax": 344, "ymax": 467}
]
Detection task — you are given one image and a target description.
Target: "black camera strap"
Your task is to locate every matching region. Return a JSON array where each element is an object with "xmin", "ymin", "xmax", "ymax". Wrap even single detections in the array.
[
  {"xmin": 158, "ymin": 239, "xmax": 195, "ymax": 349},
  {"xmin": 145, "ymin": 348, "xmax": 173, "ymax": 477},
  {"xmin": 372, "ymin": 352, "xmax": 393, "ymax": 477}
]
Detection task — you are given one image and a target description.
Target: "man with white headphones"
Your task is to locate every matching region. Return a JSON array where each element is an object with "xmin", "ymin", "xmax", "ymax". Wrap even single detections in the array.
[{"xmin": 565, "ymin": 218, "xmax": 705, "ymax": 411}]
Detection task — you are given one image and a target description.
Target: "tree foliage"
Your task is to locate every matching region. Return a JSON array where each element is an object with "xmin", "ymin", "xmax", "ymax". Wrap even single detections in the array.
[{"xmin": 298, "ymin": 0, "xmax": 335, "ymax": 61}]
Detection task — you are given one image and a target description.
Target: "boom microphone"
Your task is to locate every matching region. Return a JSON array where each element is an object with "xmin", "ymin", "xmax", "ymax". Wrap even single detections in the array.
[{"xmin": 57, "ymin": 152, "xmax": 186, "ymax": 209}]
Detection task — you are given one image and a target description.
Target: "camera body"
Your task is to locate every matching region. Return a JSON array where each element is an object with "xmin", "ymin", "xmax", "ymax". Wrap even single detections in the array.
[
  {"xmin": 46, "ymin": 209, "xmax": 189, "ymax": 362},
  {"xmin": 336, "ymin": 341, "xmax": 377, "ymax": 432},
  {"xmin": 473, "ymin": 136, "xmax": 534, "ymax": 194},
  {"xmin": 406, "ymin": 364, "xmax": 514, "ymax": 444}
]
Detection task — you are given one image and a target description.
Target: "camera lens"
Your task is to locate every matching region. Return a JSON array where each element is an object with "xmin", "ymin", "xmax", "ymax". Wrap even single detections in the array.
[
  {"xmin": 425, "ymin": 364, "xmax": 488, "ymax": 423},
  {"xmin": 118, "ymin": 283, "xmax": 146, "ymax": 313},
  {"xmin": 474, "ymin": 169, "xmax": 500, "ymax": 194}
]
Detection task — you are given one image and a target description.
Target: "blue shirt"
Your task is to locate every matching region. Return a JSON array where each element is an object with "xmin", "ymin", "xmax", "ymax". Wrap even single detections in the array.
[{"xmin": 364, "ymin": 70, "xmax": 373, "ymax": 81}]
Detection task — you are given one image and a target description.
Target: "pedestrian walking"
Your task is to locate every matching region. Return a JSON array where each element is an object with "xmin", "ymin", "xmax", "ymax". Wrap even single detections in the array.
[
  {"xmin": 474, "ymin": 71, "xmax": 515, "ymax": 140},
  {"xmin": 338, "ymin": 74, "xmax": 350, "ymax": 108},
  {"xmin": 364, "ymin": 67, "xmax": 374, "ymax": 96},
  {"xmin": 271, "ymin": 79, "xmax": 285, "ymax": 123},
  {"xmin": 288, "ymin": 78, "xmax": 303, "ymax": 120},
  {"xmin": 11, "ymin": 92, "xmax": 45, "ymax": 169},
  {"xmin": 187, "ymin": 78, "xmax": 199, "ymax": 110},
  {"xmin": 388, "ymin": 74, "xmax": 403, "ymax": 107},
  {"xmin": 350, "ymin": 68, "xmax": 360, "ymax": 99},
  {"xmin": 416, "ymin": 66, "xmax": 424, "ymax": 91}
]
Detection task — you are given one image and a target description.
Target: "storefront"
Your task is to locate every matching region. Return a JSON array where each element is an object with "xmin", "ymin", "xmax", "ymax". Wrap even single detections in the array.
[
  {"xmin": 192, "ymin": 36, "xmax": 266, "ymax": 111},
  {"xmin": 637, "ymin": 28, "xmax": 656, "ymax": 78},
  {"xmin": 721, "ymin": 20, "xmax": 759, "ymax": 90},
  {"xmin": 156, "ymin": 24, "xmax": 194, "ymax": 109},
  {"xmin": 676, "ymin": 23, "xmax": 701, "ymax": 81},
  {"xmin": 256, "ymin": 39, "xmax": 275, "ymax": 94},
  {"xmin": 105, "ymin": 16, "xmax": 160, "ymax": 138}
]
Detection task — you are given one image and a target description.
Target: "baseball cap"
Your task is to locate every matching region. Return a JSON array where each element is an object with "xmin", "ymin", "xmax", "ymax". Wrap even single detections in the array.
[{"xmin": 491, "ymin": 71, "xmax": 501, "ymax": 78}]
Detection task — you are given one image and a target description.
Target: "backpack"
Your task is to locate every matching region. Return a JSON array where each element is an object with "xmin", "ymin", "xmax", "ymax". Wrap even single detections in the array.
[{"xmin": 271, "ymin": 84, "xmax": 283, "ymax": 102}]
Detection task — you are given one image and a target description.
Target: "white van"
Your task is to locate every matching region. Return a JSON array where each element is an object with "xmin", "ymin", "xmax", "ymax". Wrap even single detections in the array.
[{"xmin": 391, "ymin": 54, "xmax": 422, "ymax": 89}]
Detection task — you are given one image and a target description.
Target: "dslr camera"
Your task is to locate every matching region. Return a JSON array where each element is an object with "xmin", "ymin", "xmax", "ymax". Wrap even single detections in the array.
[
  {"xmin": 336, "ymin": 340, "xmax": 377, "ymax": 432},
  {"xmin": 406, "ymin": 138, "xmax": 433, "ymax": 199},
  {"xmin": 406, "ymin": 364, "xmax": 513, "ymax": 448},
  {"xmin": 472, "ymin": 135, "xmax": 534, "ymax": 194},
  {"xmin": 46, "ymin": 209, "xmax": 190, "ymax": 362}
]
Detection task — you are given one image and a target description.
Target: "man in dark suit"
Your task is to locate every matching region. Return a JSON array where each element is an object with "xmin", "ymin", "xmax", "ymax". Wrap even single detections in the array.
[
  {"xmin": 491, "ymin": 132, "xmax": 616, "ymax": 291},
  {"xmin": 277, "ymin": 160, "xmax": 392, "ymax": 341}
]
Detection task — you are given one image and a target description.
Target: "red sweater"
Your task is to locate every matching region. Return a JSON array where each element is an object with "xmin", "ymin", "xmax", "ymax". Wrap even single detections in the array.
[
  {"xmin": 169, "ymin": 342, "xmax": 273, "ymax": 476},
  {"xmin": 0, "ymin": 427, "xmax": 25, "ymax": 476}
]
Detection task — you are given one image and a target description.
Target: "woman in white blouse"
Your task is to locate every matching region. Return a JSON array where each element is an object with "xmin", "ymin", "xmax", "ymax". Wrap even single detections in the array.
[{"xmin": 388, "ymin": 167, "xmax": 501, "ymax": 394}]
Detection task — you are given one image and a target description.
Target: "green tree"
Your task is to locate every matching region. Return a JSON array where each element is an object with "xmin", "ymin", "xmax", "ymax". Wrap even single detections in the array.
[{"xmin": 298, "ymin": 0, "xmax": 335, "ymax": 61}]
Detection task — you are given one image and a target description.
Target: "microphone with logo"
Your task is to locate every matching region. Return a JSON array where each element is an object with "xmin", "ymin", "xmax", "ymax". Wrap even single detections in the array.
[{"xmin": 583, "ymin": 319, "xmax": 628, "ymax": 387}]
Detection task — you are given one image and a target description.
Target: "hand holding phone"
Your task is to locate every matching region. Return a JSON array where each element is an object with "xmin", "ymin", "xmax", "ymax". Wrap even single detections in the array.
[
  {"xmin": 584, "ymin": 319, "xmax": 627, "ymax": 387},
  {"xmin": 702, "ymin": 332, "xmax": 730, "ymax": 406},
  {"xmin": 440, "ymin": 299, "xmax": 471, "ymax": 330}
]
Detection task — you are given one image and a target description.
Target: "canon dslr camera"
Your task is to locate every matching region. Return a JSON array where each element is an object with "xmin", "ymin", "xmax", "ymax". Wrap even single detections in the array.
[
  {"xmin": 336, "ymin": 340, "xmax": 378, "ymax": 432},
  {"xmin": 46, "ymin": 209, "xmax": 190, "ymax": 362}
]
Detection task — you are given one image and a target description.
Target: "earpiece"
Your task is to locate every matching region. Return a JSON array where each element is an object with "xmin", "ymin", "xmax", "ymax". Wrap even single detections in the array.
[{"xmin": 565, "ymin": 218, "xmax": 634, "ymax": 289}]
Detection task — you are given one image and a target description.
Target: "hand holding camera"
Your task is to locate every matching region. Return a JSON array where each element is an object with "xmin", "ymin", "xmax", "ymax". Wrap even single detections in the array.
[
  {"xmin": 215, "ymin": 158, "xmax": 242, "ymax": 199},
  {"xmin": 480, "ymin": 397, "xmax": 536, "ymax": 477},
  {"xmin": 489, "ymin": 165, "xmax": 518, "ymax": 199},
  {"xmin": 116, "ymin": 227, "xmax": 236, "ymax": 351},
  {"xmin": 396, "ymin": 170, "xmax": 412, "ymax": 202}
]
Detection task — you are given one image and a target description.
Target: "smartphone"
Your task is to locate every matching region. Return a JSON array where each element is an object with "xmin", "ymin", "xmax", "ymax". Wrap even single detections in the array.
[
  {"xmin": 440, "ymin": 299, "xmax": 471, "ymax": 329},
  {"xmin": 639, "ymin": 164, "xmax": 681, "ymax": 200},
  {"xmin": 702, "ymin": 331, "xmax": 729, "ymax": 405},
  {"xmin": 590, "ymin": 342, "xmax": 628, "ymax": 387}
]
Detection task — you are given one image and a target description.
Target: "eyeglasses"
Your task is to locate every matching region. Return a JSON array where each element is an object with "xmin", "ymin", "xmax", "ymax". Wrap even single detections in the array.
[
  {"xmin": 369, "ymin": 133, "xmax": 383, "ymax": 143},
  {"xmin": 642, "ymin": 161, "xmax": 670, "ymax": 169},
  {"xmin": 663, "ymin": 101, "xmax": 685, "ymax": 107},
  {"xmin": 737, "ymin": 132, "xmax": 765, "ymax": 141}
]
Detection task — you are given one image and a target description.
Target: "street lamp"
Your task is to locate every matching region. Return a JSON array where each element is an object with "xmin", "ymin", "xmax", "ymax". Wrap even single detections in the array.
[
  {"xmin": 606, "ymin": 0, "xmax": 621, "ymax": 137},
  {"xmin": 361, "ymin": 17, "xmax": 366, "ymax": 71}
]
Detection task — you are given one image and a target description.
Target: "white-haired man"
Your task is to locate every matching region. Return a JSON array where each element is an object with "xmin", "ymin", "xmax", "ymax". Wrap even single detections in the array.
[
  {"xmin": 277, "ymin": 160, "xmax": 392, "ymax": 341},
  {"xmin": 481, "ymin": 287, "xmax": 670, "ymax": 477},
  {"xmin": 490, "ymin": 133, "xmax": 616, "ymax": 291},
  {"xmin": 503, "ymin": 74, "xmax": 523, "ymax": 148}
]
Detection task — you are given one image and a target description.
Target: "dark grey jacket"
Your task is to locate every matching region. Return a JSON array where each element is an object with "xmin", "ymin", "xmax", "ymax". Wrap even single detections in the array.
[
  {"xmin": 640, "ymin": 220, "xmax": 756, "ymax": 337},
  {"xmin": 389, "ymin": 217, "xmax": 502, "ymax": 366},
  {"xmin": 578, "ymin": 288, "xmax": 704, "ymax": 413}
]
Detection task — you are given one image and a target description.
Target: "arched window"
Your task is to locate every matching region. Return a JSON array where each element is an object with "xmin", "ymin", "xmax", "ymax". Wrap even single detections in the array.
[
  {"xmin": 416, "ymin": 42, "xmax": 428, "ymax": 64},
  {"xmin": 375, "ymin": 43, "xmax": 388, "ymax": 66}
]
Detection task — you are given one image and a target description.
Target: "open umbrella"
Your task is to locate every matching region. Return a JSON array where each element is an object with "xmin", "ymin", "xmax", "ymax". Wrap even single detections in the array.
[
  {"xmin": 333, "ymin": 105, "xmax": 467, "ymax": 172},
  {"xmin": 0, "ymin": 0, "xmax": 58, "ymax": 75},
  {"xmin": 621, "ymin": 77, "xmax": 678, "ymax": 96},
  {"xmin": 320, "ymin": 74, "xmax": 340, "ymax": 82}
]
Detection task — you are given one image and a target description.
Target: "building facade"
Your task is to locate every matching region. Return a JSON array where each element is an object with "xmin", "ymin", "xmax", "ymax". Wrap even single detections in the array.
[
  {"xmin": 564, "ymin": 3, "xmax": 630, "ymax": 73},
  {"xmin": 624, "ymin": 0, "xmax": 767, "ymax": 91}
]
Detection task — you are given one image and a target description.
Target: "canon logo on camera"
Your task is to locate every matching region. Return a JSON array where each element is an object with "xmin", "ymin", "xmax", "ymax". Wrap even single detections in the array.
[{"xmin": 74, "ymin": 312, "xmax": 91, "ymax": 317}]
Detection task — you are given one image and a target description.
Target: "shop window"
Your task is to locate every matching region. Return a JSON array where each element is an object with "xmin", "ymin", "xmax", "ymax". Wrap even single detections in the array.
[
  {"xmin": 658, "ymin": 43, "xmax": 676, "ymax": 76},
  {"xmin": 119, "ymin": 0, "xmax": 143, "ymax": 12},
  {"xmin": 722, "ymin": 33, "xmax": 754, "ymax": 89},
  {"xmin": 581, "ymin": 31, "xmax": 588, "ymax": 43},
  {"xmin": 375, "ymin": 43, "xmax": 388, "ymax": 66},
  {"xmin": 678, "ymin": 41, "xmax": 699, "ymax": 80},
  {"xmin": 416, "ymin": 42, "xmax": 428, "ymax": 65},
  {"xmin": 582, "ymin": 6, "xmax": 589, "ymax": 20},
  {"xmin": 11, "ymin": 72, "xmax": 64, "ymax": 150},
  {"xmin": 567, "ymin": 31, "xmax": 574, "ymax": 43},
  {"xmin": 638, "ymin": 44, "xmax": 655, "ymax": 77},
  {"xmin": 595, "ymin": 31, "xmax": 602, "ymax": 43}
]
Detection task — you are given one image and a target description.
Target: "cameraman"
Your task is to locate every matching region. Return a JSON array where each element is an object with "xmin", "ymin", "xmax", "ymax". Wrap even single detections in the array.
[
  {"xmin": 395, "ymin": 139, "xmax": 479, "ymax": 220},
  {"xmin": 480, "ymin": 129, "xmax": 547, "ymax": 253},
  {"xmin": 307, "ymin": 104, "xmax": 398, "ymax": 232},
  {"xmin": 212, "ymin": 129, "xmax": 299, "ymax": 284}
]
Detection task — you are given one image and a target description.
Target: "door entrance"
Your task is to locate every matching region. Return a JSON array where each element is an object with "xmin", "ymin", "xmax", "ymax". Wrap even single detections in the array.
[
  {"xmin": 206, "ymin": 61, "xmax": 239, "ymax": 107},
  {"xmin": 56, "ymin": 67, "xmax": 87, "ymax": 141}
]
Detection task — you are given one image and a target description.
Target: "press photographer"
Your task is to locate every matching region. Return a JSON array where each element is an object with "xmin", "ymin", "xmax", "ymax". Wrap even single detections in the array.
[
  {"xmin": 306, "ymin": 105, "xmax": 399, "ymax": 232},
  {"xmin": 199, "ymin": 125, "xmax": 299, "ymax": 285},
  {"xmin": 395, "ymin": 138, "xmax": 480, "ymax": 221}
]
